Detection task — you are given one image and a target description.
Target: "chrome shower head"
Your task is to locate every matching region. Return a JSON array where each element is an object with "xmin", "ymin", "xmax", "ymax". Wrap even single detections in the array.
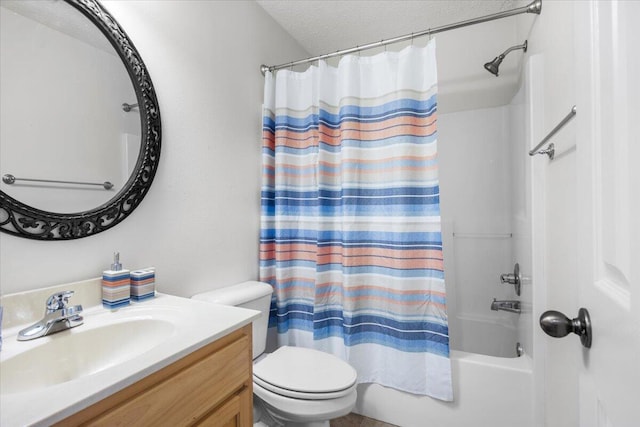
[{"xmin": 484, "ymin": 40, "xmax": 528, "ymax": 77}]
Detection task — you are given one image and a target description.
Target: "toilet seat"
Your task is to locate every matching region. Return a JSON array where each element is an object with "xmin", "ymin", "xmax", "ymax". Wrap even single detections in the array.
[{"xmin": 253, "ymin": 346, "xmax": 357, "ymax": 400}]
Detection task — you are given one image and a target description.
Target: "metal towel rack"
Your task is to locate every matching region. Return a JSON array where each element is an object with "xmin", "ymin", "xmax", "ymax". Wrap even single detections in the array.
[
  {"xmin": 529, "ymin": 105, "xmax": 577, "ymax": 160},
  {"xmin": 452, "ymin": 232, "xmax": 512, "ymax": 239},
  {"xmin": 2, "ymin": 174, "xmax": 114, "ymax": 190}
]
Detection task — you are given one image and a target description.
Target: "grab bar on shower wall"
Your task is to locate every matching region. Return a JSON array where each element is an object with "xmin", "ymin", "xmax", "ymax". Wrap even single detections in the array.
[
  {"xmin": 452, "ymin": 232, "xmax": 512, "ymax": 239},
  {"xmin": 529, "ymin": 105, "xmax": 577, "ymax": 160},
  {"xmin": 2, "ymin": 174, "xmax": 114, "ymax": 190}
]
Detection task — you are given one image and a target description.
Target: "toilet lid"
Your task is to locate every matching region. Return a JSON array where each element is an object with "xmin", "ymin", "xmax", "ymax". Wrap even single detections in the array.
[{"xmin": 253, "ymin": 346, "xmax": 357, "ymax": 397}]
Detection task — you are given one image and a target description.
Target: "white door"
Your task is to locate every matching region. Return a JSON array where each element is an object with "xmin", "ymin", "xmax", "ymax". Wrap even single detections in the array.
[{"xmin": 573, "ymin": 1, "xmax": 640, "ymax": 426}]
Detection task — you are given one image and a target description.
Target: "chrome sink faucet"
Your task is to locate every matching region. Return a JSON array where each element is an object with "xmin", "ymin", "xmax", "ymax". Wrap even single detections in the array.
[
  {"xmin": 491, "ymin": 298, "xmax": 521, "ymax": 314},
  {"xmin": 17, "ymin": 290, "xmax": 84, "ymax": 341}
]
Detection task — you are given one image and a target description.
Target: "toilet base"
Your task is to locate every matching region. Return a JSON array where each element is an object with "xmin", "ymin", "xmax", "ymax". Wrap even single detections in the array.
[
  {"xmin": 253, "ymin": 384, "xmax": 354, "ymax": 427},
  {"xmin": 254, "ymin": 422, "xmax": 329, "ymax": 427},
  {"xmin": 254, "ymin": 397, "xmax": 331, "ymax": 427},
  {"xmin": 254, "ymin": 417, "xmax": 328, "ymax": 427}
]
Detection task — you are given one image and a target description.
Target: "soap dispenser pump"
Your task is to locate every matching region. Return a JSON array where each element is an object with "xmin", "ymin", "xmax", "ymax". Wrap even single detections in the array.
[
  {"xmin": 111, "ymin": 252, "xmax": 122, "ymax": 271},
  {"xmin": 102, "ymin": 252, "xmax": 130, "ymax": 309}
]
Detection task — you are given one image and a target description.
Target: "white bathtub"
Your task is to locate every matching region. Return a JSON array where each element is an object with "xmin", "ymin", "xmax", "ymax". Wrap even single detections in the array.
[
  {"xmin": 353, "ymin": 350, "xmax": 533, "ymax": 427},
  {"xmin": 450, "ymin": 315, "xmax": 519, "ymax": 358}
]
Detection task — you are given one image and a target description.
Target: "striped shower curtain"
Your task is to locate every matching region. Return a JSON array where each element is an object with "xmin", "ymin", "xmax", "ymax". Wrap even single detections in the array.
[{"xmin": 260, "ymin": 41, "xmax": 452, "ymax": 401}]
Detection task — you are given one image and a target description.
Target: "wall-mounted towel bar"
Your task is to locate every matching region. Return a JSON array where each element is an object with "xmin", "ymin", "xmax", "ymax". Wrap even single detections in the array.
[
  {"xmin": 529, "ymin": 105, "xmax": 577, "ymax": 160},
  {"xmin": 452, "ymin": 232, "xmax": 512, "ymax": 239},
  {"xmin": 2, "ymin": 174, "xmax": 113, "ymax": 190}
]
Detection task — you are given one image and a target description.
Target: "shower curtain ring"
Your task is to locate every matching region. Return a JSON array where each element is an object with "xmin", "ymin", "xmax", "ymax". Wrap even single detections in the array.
[{"xmin": 411, "ymin": 33, "xmax": 414, "ymax": 45}]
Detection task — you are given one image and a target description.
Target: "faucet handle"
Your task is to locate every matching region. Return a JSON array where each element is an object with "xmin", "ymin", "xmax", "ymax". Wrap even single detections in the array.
[
  {"xmin": 499, "ymin": 263, "xmax": 521, "ymax": 296},
  {"xmin": 46, "ymin": 290, "xmax": 75, "ymax": 313}
]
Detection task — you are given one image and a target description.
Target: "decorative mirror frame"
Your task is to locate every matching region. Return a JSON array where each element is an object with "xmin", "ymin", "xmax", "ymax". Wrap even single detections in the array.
[{"xmin": 0, "ymin": 0, "xmax": 161, "ymax": 240}]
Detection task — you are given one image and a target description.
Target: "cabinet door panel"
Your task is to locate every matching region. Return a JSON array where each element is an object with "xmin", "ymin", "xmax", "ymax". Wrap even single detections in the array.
[
  {"xmin": 197, "ymin": 392, "xmax": 241, "ymax": 427},
  {"xmin": 89, "ymin": 335, "xmax": 250, "ymax": 426}
]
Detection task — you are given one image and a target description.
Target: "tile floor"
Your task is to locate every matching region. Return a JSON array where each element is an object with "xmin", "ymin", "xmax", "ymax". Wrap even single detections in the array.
[{"xmin": 330, "ymin": 413, "xmax": 398, "ymax": 427}]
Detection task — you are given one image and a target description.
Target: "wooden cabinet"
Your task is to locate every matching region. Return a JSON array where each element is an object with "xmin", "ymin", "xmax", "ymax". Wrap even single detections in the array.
[{"xmin": 56, "ymin": 325, "xmax": 253, "ymax": 427}]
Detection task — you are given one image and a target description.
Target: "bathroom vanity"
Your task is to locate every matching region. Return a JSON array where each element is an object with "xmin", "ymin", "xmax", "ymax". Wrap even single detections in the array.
[
  {"xmin": 57, "ymin": 324, "xmax": 253, "ymax": 426},
  {"xmin": 0, "ymin": 278, "xmax": 258, "ymax": 426}
]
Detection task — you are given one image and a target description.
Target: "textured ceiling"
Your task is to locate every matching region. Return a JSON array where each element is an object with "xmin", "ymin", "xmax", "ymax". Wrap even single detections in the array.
[
  {"xmin": 256, "ymin": 0, "xmax": 521, "ymax": 57},
  {"xmin": 256, "ymin": 0, "xmax": 536, "ymax": 112},
  {"xmin": 1, "ymin": 0, "xmax": 115, "ymax": 55}
]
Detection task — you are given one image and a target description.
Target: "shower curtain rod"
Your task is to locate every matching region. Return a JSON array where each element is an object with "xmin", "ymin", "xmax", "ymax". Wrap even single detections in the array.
[{"xmin": 260, "ymin": 0, "xmax": 541, "ymax": 75}]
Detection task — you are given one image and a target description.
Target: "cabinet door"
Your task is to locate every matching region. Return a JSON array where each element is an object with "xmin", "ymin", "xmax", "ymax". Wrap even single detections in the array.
[
  {"xmin": 87, "ymin": 335, "xmax": 250, "ymax": 426},
  {"xmin": 196, "ymin": 386, "xmax": 252, "ymax": 427}
]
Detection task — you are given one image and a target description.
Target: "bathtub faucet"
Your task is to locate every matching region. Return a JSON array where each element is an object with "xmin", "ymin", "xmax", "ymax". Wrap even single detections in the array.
[{"xmin": 491, "ymin": 298, "xmax": 521, "ymax": 314}]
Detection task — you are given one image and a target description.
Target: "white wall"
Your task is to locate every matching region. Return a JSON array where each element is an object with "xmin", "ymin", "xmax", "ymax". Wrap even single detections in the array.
[
  {"xmin": 0, "ymin": 1, "xmax": 308, "ymax": 297},
  {"xmin": 508, "ymin": 76, "xmax": 533, "ymax": 357},
  {"xmin": 518, "ymin": 1, "xmax": 579, "ymax": 426},
  {"xmin": 439, "ymin": 105, "xmax": 517, "ymax": 356}
]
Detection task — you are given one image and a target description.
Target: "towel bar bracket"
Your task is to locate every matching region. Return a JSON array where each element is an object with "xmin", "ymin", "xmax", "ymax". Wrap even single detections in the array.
[{"xmin": 533, "ymin": 143, "xmax": 555, "ymax": 160}]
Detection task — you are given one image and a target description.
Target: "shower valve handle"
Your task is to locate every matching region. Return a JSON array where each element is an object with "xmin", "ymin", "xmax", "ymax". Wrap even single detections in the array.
[
  {"xmin": 500, "ymin": 273, "xmax": 518, "ymax": 284},
  {"xmin": 539, "ymin": 308, "xmax": 592, "ymax": 349},
  {"xmin": 500, "ymin": 263, "xmax": 521, "ymax": 296}
]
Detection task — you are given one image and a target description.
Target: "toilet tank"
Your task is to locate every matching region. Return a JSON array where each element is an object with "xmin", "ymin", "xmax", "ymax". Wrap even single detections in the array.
[{"xmin": 191, "ymin": 281, "xmax": 273, "ymax": 359}]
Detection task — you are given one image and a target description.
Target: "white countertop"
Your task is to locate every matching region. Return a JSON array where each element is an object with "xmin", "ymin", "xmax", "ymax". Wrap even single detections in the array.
[{"xmin": 0, "ymin": 290, "xmax": 259, "ymax": 427}]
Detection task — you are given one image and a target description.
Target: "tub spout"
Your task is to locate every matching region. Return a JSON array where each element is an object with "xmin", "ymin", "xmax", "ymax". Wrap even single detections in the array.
[{"xmin": 491, "ymin": 298, "xmax": 521, "ymax": 314}]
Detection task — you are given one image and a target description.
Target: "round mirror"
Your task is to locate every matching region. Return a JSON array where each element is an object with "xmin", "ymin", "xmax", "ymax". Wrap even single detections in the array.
[{"xmin": 0, "ymin": 0, "xmax": 161, "ymax": 240}]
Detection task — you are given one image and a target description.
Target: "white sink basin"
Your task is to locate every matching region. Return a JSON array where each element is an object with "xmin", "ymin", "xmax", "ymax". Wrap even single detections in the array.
[
  {"xmin": 0, "ymin": 288, "xmax": 259, "ymax": 427},
  {"xmin": 1, "ymin": 317, "xmax": 174, "ymax": 394}
]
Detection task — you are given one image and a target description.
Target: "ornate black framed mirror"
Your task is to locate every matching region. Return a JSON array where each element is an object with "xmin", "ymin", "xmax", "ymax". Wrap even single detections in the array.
[{"xmin": 0, "ymin": 0, "xmax": 161, "ymax": 240}]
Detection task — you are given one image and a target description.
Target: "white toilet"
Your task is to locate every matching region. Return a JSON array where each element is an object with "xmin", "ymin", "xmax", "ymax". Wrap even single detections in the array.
[{"xmin": 192, "ymin": 281, "xmax": 357, "ymax": 427}]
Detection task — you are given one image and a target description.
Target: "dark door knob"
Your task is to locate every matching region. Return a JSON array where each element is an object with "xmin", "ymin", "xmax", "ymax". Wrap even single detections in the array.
[{"xmin": 539, "ymin": 308, "xmax": 592, "ymax": 348}]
